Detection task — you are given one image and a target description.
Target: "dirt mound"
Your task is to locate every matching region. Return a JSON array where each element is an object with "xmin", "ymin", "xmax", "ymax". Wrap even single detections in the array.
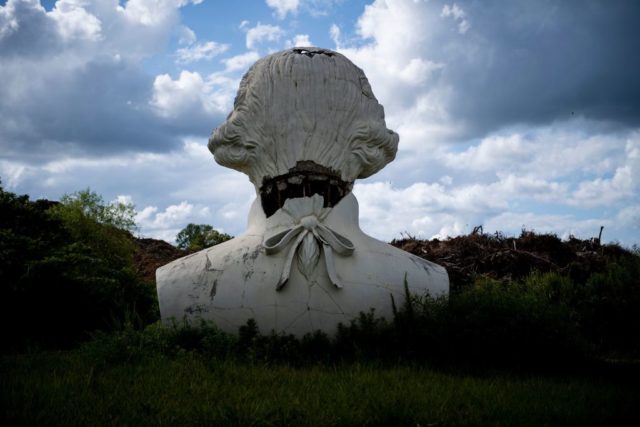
[
  {"xmin": 392, "ymin": 230, "xmax": 632, "ymax": 290},
  {"xmin": 134, "ymin": 238, "xmax": 188, "ymax": 283},
  {"xmin": 134, "ymin": 230, "xmax": 635, "ymax": 289}
]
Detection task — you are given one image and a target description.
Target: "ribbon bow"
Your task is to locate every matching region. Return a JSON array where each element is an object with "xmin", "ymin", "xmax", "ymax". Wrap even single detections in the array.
[{"xmin": 263, "ymin": 195, "xmax": 355, "ymax": 291}]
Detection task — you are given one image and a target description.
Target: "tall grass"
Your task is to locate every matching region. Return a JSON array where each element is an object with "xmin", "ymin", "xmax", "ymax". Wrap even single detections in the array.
[
  {"xmin": 56, "ymin": 261, "xmax": 639, "ymax": 372},
  {"xmin": 2, "ymin": 351, "xmax": 638, "ymax": 426},
  {"xmin": 3, "ymin": 258, "xmax": 640, "ymax": 425}
]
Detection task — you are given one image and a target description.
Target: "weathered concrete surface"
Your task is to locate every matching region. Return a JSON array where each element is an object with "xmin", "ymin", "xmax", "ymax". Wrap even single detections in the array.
[
  {"xmin": 157, "ymin": 194, "xmax": 448, "ymax": 336},
  {"xmin": 208, "ymin": 47, "xmax": 399, "ymax": 186}
]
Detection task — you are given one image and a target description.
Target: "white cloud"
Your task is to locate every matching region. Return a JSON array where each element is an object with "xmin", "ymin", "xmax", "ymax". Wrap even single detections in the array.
[
  {"xmin": 289, "ymin": 33, "xmax": 312, "ymax": 47},
  {"xmin": 350, "ymin": 127, "xmax": 636, "ymax": 241},
  {"xmin": 439, "ymin": 175, "xmax": 453, "ymax": 186},
  {"xmin": 245, "ymin": 22, "xmax": 284, "ymax": 49},
  {"xmin": 150, "ymin": 70, "xmax": 231, "ymax": 119},
  {"xmin": 266, "ymin": 0, "xmax": 300, "ymax": 19},
  {"xmin": 484, "ymin": 212, "xmax": 607, "ymax": 241},
  {"xmin": 135, "ymin": 201, "xmax": 193, "ymax": 242},
  {"xmin": 0, "ymin": 0, "xmax": 220, "ymax": 159},
  {"xmin": 175, "ymin": 40, "xmax": 229, "ymax": 63},
  {"xmin": 2, "ymin": 0, "xmax": 639, "ymax": 250},
  {"xmin": 570, "ymin": 166, "xmax": 634, "ymax": 207},
  {"xmin": 353, "ymin": 179, "xmax": 493, "ymax": 239},
  {"xmin": 353, "ymin": 176, "xmax": 608, "ymax": 242},
  {"xmin": 125, "ymin": 170, "xmax": 254, "ymax": 242},
  {"xmin": 354, "ymin": 181, "xmax": 471, "ymax": 239},
  {"xmin": 177, "ymin": 25, "xmax": 196, "ymax": 45},
  {"xmin": 334, "ymin": 0, "xmax": 449, "ymax": 138},
  {"xmin": 50, "ymin": 0, "xmax": 103, "ymax": 41},
  {"xmin": 147, "ymin": 201, "xmax": 193, "ymax": 228},
  {"xmin": 115, "ymin": 194, "xmax": 134, "ymax": 205},
  {"xmin": 222, "ymin": 51, "xmax": 260, "ymax": 72},
  {"xmin": 444, "ymin": 134, "xmax": 530, "ymax": 172},
  {"xmin": 329, "ymin": 24, "xmax": 341, "ymax": 46},
  {"xmin": 495, "ymin": 174, "xmax": 569, "ymax": 204},
  {"xmin": 0, "ymin": 159, "xmax": 26, "ymax": 188},
  {"xmin": 616, "ymin": 205, "xmax": 640, "ymax": 231},
  {"xmin": 136, "ymin": 205, "xmax": 158, "ymax": 223},
  {"xmin": 151, "ymin": 71, "xmax": 209, "ymax": 118},
  {"xmin": 441, "ymin": 3, "xmax": 470, "ymax": 34},
  {"xmin": 441, "ymin": 126, "xmax": 639, "ymax": 211},
  {"xmin": 3, "ymin": 139, "xmax": 255, "ymax": 242},
  {"xmin": 354, "ymin": 0, "xmax": 429, "ymax": 50},
  {"xmin": 119, "ymin": 0, "xmax": 201, "ymax": 27},
  {"xmin": 441, "ymin": 124, "xmax": 628, "ymax": 181}
]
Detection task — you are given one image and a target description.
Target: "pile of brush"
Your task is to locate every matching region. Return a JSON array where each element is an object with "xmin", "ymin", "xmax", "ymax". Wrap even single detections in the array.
[{"xmin": 392, "ymin": 228, "xmax": 632, "ymax": 289}]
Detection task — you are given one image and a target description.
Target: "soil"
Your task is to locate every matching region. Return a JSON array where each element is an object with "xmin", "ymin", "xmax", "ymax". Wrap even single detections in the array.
[
  {"xmin": 134, "ymin": 238, "xmax": 189, "ymax": 283},
  {"xmin": 392, "ymin": 230, "xmax": 632, "ymax": 290},
  {"xmin": 133, "ymin": 230, "xmax": 635, "ymax": 289}
]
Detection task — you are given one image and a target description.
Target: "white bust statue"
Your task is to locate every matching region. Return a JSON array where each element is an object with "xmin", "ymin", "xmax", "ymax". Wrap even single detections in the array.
[{"xmin": 157, "ymin": 48, "xmax": 448, "ymax": 336}]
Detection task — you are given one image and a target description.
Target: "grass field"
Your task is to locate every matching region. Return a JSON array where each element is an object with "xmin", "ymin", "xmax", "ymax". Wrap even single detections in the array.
[{"xmin": 3, "ymin": 351, "xmax": 639, "ymax": 426}]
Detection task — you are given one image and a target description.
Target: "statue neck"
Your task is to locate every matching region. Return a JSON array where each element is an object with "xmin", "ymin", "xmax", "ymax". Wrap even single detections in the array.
[{"xmin": 246, "ymin": 192, "xmax": 361, "ymax": 236}]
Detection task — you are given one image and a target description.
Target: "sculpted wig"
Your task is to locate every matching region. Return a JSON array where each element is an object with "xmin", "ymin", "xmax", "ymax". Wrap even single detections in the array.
[{"xmin": 208, "ymin": 48, "xmax": 399, "ymax": 186}]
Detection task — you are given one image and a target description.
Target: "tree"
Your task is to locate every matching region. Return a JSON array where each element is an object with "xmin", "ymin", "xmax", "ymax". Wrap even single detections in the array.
[
  {"xmin": 176, "ymin": 223, "xmax": 233, "ymax": 251},
  {"xmin": 57, "ymin": 188, "xmax": 136, "ymax": 232},
  {"xmin": 0, "ymin": 185, "xmax": 156, "ymax": 350},
  {"xmin": 49, "ymin": 189, "xmax": 138, "ymax": 273}
]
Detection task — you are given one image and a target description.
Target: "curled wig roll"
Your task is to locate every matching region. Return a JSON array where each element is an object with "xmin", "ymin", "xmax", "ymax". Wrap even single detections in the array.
[{"xmin": 208, "ymin": 48, "xmax": 399, "ymax": 186}]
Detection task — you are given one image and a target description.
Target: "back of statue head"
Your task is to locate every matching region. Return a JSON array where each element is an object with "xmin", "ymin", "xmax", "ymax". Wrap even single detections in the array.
[
  {"xmin": 208, "ymin": 47, "xmax": 399, "ymax": 212},
  {"xmin": 158, "ymin": 48, "xmax": 449, "ymax": 338}
]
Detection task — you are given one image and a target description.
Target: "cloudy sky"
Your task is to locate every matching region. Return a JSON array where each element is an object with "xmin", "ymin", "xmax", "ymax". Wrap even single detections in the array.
[{"xmin": 1, "ymin": 0, "xmax": 639, "ymax": 245}]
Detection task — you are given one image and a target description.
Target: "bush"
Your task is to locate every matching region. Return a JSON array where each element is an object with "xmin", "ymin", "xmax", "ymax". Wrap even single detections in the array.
[
  {"xmin": 80, "ymin": 320, "xmax": 236, "ymax": 366},
  {"xmin": 73, "ymin": 250, "xmax": 640, "ymax": 372},
  {"xmin": 0, "ymin": 186, "xmax": 157, "ymax": 352},
  {"xmin": 440, "ymin": 274, "xmax": 584, "ymax": 370},
  {"xmin": 579, "ymin": 256, "xmax": 640, "ymax": 356},
  {"xmin": 73, "ymin": 275, "xmax": 587, "ymax": 371},
  {"xmin": 3, "ymin": 182, "xmax": 639, "ymax": 369},
  {"xmin": 56, "ymin": 188, "xmax": 136, "ymax": 232}
]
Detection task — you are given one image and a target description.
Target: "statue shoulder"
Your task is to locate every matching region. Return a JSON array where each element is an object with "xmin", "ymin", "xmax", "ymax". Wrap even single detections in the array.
[
  {"xmin": 344, "ymin": 233, "xmax": 449, "ymax": 294},
  {"xmin": 156, "ymin": 235, "xmax": 263, "ymax": 284}
]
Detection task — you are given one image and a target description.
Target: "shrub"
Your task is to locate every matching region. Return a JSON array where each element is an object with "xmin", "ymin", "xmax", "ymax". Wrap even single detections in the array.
[
  {"xmin": 72, "ymin": 254, "xmax": 640, "ymax": 372},
  {"xmin": 0, "ymin": 186, "xmax": 157, "ymax": 352},
  {"xmin": 3, "ymin": 182, "xmax": 638, "ymax": 369},
  {"xmin": 441, "ymin": 274, "xmax": 584, "ymax": 370},
  {"xmin": 80, "ymin": 320, "xmax": 236, "ymax": 366},
  {"xmin": 579, "ymin": 256, "xmax": 640, "ymax": 356},
  {"xmin": 56, "ymin": 188, "xmax": 136, "ymax": 232}
]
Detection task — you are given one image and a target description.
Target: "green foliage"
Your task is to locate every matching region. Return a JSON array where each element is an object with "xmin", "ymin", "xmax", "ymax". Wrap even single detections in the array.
[
  {"xmin": 67, "ymin": 256, "xmax": 640, "ymax": 371},
  {"xmin": 57, "ymin": 188, "xmax": 136, "ymax": 232},
  {"xmin": 80, "ymin": 320, "xmax": 237, "ymax": 366},
  {"xmin": 175, "ymin": 223, "xmax": 232, "ymax": 251},
  {"xmin": 50, "ymin": 190, "xmax": 136, "ymax": 273},
  {"xmin": 3, "ymin": 350, "xmax": 639, "ymax": 426},
  {"xmin": 2, "ymin": 181, "xmax": 639, "ymax": 368},
  {"xmin": 0, "ymin": 186, "xmax": 66, "ymax": 292},
  {"xmin": 439, "ymin": 275, "xmax": 584, "ymax": 369},
  {"xmin": 0, "ymin": 185, "xmax": 157, "ymax": 351},
  {"xmin": 3, "ymin": 180, "xmax": 640, "ymax": 424},
  {"xmin": 581, "ymin": 256, "xmax": 640, "ymax": 355}
]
